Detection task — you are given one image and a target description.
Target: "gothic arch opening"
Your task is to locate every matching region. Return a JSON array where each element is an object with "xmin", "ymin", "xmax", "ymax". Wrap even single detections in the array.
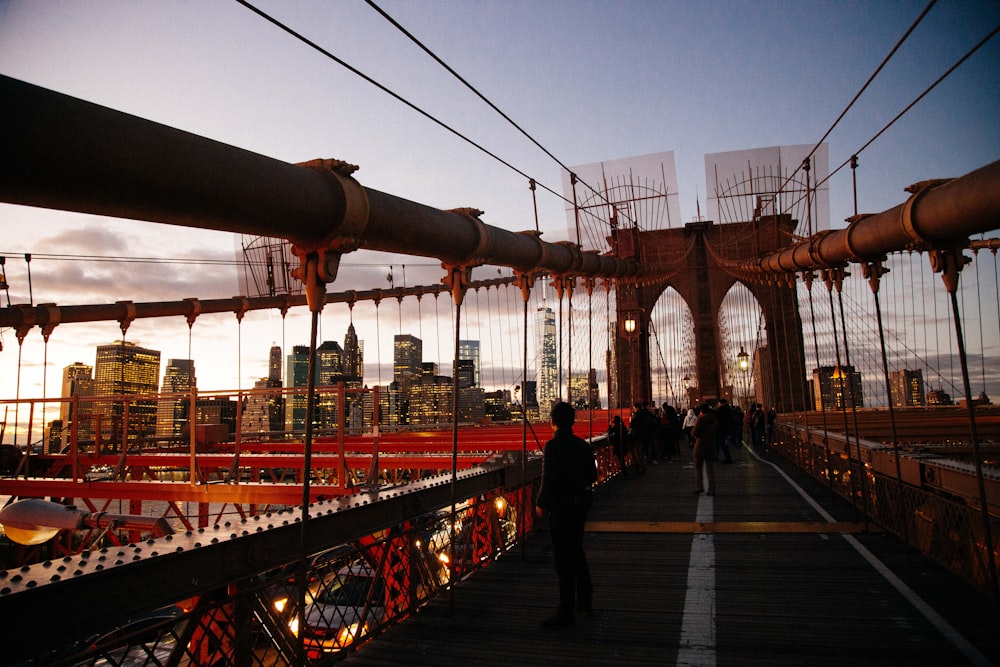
[
  {"xmin": 719, "ymin": 281, "xmax": 766, "ymax": 410},
  {"xmin": 647, "ymin": 286, "xmax": 695, "ymax": 409}
]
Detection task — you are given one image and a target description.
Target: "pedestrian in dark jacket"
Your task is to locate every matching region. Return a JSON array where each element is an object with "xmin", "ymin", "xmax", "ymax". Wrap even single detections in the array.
[
  {"xmin": 691, "ymin": 402, "xmax": 719, "ymax": 495},
  {"xmin": 608, "ymin": 415, "xmax": 627, "ymax": 473},
  {"xmin": 536, "ymin": 401, "xmax": 599, "ymax": 628}
]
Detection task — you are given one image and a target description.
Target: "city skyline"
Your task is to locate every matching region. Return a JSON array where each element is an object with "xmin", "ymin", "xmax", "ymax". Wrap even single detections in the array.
[{"xmin": 1, "ymin": 1, "xmax": 998, "ymax": 417}]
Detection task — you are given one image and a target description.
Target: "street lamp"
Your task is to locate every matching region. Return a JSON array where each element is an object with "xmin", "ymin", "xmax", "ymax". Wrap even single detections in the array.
[
  {"xmin": 737, "ymin": 347, "xmax": 750, "ymax": 407},
  {"xmin": 0, "ymin": 498, "xmax": 173, "ymax": 545},
  {"xmin": 623, "ymin": 316, "xmax": 637, "ymax": 338}
]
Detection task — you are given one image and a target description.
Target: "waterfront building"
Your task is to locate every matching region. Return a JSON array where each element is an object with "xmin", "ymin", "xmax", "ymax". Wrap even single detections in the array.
[
  {"xmin": 58, "ymin": 362, "xmax": 95, "ymax": 450},
  {"xmin": 285, "ymin": 345, "xmax": 310, "ymax": 433},
  {"xmin": 193, "ymin": 395, "xmax": 238, "ymax": 444},
  {"xmin": 484, "ymin": 389, "xmax": 512, "ymax": 421},
  {"xmin": 268, "ymin": 344, "xmax": 282, "ymax": 384},
  {"xmin": 926, "ymin": 388, "xmax": 954, "ymax": 405},
  {"xmin": 811, "ymin": 365, "xmax": 864, "ymax": 411},
  {"xmin": 93, "ymin": 340, "xmax": 161, "ymax": 449},
  {"xmin": 569, "ymin": 369, "xmax": 601, "ymax": 410},
  {"xmin": 394, "ymin": 334, "xmax": 422, "ymax": 384},
  {"xmin": 242, "ymin": 376, "xmax": 284, "ymax": 437},
  {"xmin": 458, "ymin": 340, "xmax": 480, "ymax": 387},
  {"xmin": 889, "ymin": 369, "xmax": 926, "ymax": 407},
  {"xmin": 155, "ymin": 359, "xmax": 196, "ymax": 441},
  {"xmin": 343, "ymin": 322, "xmax": 364, "ymax": 385}
]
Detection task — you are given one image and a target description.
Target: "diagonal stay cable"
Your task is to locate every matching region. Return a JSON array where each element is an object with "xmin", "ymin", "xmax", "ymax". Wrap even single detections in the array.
[
  {"xmin": 762, "ymin": 0, "xmax": 938, "ymax": 210},
  {"xmin": 783, "ymin": 21, "xmax": 1000, "ymax": 217},
  {"xmin": 363, "ymin": 0, "xmax": 613, "ymax": 211},
  {"xmin": 235, "ymin": 0, "xmax": 579, "ymax": 210}
]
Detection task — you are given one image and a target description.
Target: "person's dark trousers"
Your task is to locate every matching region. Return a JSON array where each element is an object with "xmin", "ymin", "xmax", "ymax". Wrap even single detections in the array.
[{"xmin": 549, "ymin": 505, "xmax": 592, "ymax": 615}]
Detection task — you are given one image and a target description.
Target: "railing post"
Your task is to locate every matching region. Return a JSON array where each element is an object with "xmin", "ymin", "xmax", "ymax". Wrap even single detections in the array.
[
  {"xmin": 189, "ymin": 385, "xmax": 198, "ymax": 486},
  {"xmin": 338, "ymin": 381, "xmax": 346, "ymax": 492}
]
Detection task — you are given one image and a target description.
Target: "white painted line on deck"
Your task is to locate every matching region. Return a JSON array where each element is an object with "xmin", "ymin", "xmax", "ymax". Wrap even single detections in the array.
[
  {"xmin": 677, "ymin": 493, "xmax": 716, "ymax": 666},
  {"xmin": 748, "ymin": 446, "xmax": 992, "ymax": 667}
]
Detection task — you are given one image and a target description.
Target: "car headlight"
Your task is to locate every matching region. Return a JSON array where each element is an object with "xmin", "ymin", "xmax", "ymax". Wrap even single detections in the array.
[{"xmin": 337, "ymin": 621, "xmax": 366, "ymax": 647}]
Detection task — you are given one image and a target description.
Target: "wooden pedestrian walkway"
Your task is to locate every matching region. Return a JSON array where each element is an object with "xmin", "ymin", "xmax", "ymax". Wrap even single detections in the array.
[{"xmin": 347, "ymin": 446, "xmax": 1000, "ymax": 666}]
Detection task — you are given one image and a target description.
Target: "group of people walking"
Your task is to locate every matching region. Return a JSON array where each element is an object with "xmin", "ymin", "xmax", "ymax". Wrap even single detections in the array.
[
  {"xmin": 534, "ymin": 398, "xmax": 776, "ymax": 629},
  {"xmin": 607, "ymin": 399, "xmax": 775, "ymax": 494}
]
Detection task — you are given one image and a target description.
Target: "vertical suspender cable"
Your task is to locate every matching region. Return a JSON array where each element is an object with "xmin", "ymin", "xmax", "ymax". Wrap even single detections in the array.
[
  {"xmin": 297, "ymin": 304, "xmax": 320, "ymax": 665},
  {"xmin": 14, "ymin": 338, "xmax": 23, "ymax": 450},
  {"xmin": 974, "ymin": 249, "xmax": 987, "ymax": 394},
  {"xmin": 943, "ymin": 258, "xmax": 999, "ymax": 601},
  {"xmin": 587, "ymin": 281, "xmax": 594, "ymax": 438},
  {"xmin": 826, "ymin": 279, "xmax": 859, "ymax": 516},
  {"xmin": 836, "ymin": 279, "xmax": 870, "ymax": 529},
  {"xmin": 448, "ymin": 286, "xmax": 464, "ymax": 612},
  {"xmin": 805, "ymin": 274, "xmax": 834, "ymax": 499},
  {"xmin": 852, "ymin": 153, "xmax": 907, "ymax": 552},
  {"xmin": 520, "ymin": 278, "xmax": 530, "ymax": 558}
]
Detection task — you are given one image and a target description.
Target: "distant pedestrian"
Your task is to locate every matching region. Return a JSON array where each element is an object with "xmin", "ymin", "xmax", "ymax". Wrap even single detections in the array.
[
  {"xmin": 691, "ymin": 402, "xmax": 719, "ymax": 495},
  {"xmin": 750, "ymin": 403, "xmax": 767, "ymax": 453},
  {"xmin": 608, "ymin": 415, "xmax": 627, "ymax": 473},
  {"xmin": 659, "ymin": 403, "xmax": 680, "ymax": 460},
  {"xmin": 682, "ymin": 408, "xmax": 698, "ymax": 448},
  {"xmin": 715, "ymin": 399, "xmax": 734, "ymax": 463},
  {"xmin": 765, "ymin": 406, "xmax": 776, "ymax": 450},
  {"xmin": 536, "ymin": 402, "xmax": 599, "ymax": 628},
  {"xmin": 628, "ymin": 402, "xmax": 656, "ymax": 471}
]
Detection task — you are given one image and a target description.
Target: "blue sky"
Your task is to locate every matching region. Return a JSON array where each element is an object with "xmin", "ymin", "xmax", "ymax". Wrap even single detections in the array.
[{"xmin": 0, "ymin": 1, "xmax": 998, "ymax": 414}]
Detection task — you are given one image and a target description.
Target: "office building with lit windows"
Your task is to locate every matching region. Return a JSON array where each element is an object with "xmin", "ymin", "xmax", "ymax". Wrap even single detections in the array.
[
  {"xmin": 394, "ymin": 334, "xmax": 422, "ymax": 384},
  {"xmin": 889, "ymin": 369, "xmax": 926, "ymax": 407},
  {"xmin": 156, "ymin": 359, "xmax": 196, "ymax": 440},
  {"xmin": 535, "ymin": 306, "xmax": 558, "ymax": 411},
  {"xmin": 811, "ymin": 365, "xmax": 864, "ymax": 411},
  {"xmin": 58, "ymin": 362, "xmax": 95, "ymax": 450},
  {"xmin": 93, "ymin": 340, "xmax": 161, "ymax": 448}
]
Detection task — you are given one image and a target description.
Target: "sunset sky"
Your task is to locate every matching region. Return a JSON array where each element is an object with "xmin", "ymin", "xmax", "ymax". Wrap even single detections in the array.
[{"xmin": 1, "ymin": 0, "xmax": 998, "ymax": 426}]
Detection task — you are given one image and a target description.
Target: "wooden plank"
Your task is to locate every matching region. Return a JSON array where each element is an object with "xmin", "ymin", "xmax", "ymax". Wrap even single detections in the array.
[{"xmin": 585, "ymin": 520, "xmax": 878, "ymax": 533}]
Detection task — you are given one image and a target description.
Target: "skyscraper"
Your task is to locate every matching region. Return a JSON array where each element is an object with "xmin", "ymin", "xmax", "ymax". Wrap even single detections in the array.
[
  {"xmin": 535, "ymin": 306, "xmax": 558, "ymax": 411},
  {"xmin": 811, "ymin": 365, "xmax": 864, "ymax": 411},
  {"xmin": 285, "ymin": 345, "xmax": 311, "ymax": 432},
  {"xmin": 889, "ymin": 369, "xmax": 925, "ymax": 407},
  {"xmin": 156, "ymin": 359, "xmax": 196, "ymax": 440},
  {"xmin": 343, "ymin": 322, "xmax": 364, "ymax": 384},
  {"xmin": 268, "ymin": 344, "xmax": 282, "ymax": 384},
  {"xmin": 569, "ymin": 369, "xmax": 600, "ymax": 409},
  {"xmin": 394, "ymin": 334, "xmax": 422, "ymax": 383},
  {"xmin": 59, "ymin": 362, "xmax": 94, "ymax": 450},
  {"xmin": 458, "ymin": 340, "xmax": 480, "ymax": 387},
  {"xmin": 93, "ymin": 340, "xmax": 161, "ymax": 448}
]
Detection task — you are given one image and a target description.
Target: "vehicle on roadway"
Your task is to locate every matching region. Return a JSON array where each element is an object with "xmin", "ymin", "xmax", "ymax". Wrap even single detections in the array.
[{"xmin": 291, "ymin": 560, "xmax": 387, "ymax": 657}]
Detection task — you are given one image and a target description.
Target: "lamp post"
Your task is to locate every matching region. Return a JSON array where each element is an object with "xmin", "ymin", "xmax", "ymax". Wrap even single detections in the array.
[
  {"xmin": 737, "ymin": 346, "xmax": 750, "ymax": 408},
  {"xmin": 0, "ymin": 498, "xmax": 173, "ymax": 546},
  {"xmin": 623, "ymin": 316, "xmax": 637, "ymax": 337},
  {"xmin": 621, "ymin": 313, "xmax": 640, "ymax": 408}
]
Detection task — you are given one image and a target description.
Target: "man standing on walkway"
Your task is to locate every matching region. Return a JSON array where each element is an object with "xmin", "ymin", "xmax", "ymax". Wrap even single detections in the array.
[
  {"xmin": 691, "ymin": 402, "xmax": 719, "ymax": 495},
  {"xmin": 535, "ymin": 401, "xmax": 599, "ymax": 628}
]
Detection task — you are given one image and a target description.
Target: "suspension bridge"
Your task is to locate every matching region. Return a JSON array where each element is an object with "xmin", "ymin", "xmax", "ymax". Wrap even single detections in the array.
[{"xmin": 1, "ymin": 14, "xmax": 1000, "ymax": 663}]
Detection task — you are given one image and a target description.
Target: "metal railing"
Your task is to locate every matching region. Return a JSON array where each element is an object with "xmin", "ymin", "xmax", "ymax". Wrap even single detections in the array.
[
  {"xmin": 771, "ymin": 420, "xmax": 1000, "ymax": 596},
  {"xmin": 0, "ymin": 435, "xmax": 614, "ymax": 665}
]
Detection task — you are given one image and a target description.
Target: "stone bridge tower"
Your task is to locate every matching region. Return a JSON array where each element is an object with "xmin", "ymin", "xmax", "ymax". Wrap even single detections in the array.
[{"xmin": 613, "ymin": 214, "xmax": 809, "ymax": 413}]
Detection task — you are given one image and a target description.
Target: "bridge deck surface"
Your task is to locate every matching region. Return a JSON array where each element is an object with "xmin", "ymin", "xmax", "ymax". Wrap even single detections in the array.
[{"xmin": 347, "ymin": 445, "xmax": 1000, "ymax": 666}]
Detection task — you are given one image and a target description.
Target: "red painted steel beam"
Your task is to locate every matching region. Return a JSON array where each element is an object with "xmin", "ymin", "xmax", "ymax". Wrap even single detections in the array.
[
  {"xmin": 0, "ymin": 277, "xmax": 512, "ymax": 333},
  {"xmin": 752, "ymin": 160, "xmax": 1000, "ymax": 274},
  {"xmin": 0, "ymin": 75, "xmax": 638, "ymax": 279}
]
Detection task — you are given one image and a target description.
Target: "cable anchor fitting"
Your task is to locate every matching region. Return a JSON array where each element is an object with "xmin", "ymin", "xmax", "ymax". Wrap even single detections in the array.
[
  {"xmin": 442, "ymin": 263, "xmax": 475, "ymax": 307},
  {"xmin": 927, "ymin": 246, "xmax": 970, "ymax": 294},
  {"xmin": 859, "ymin": 257, "xmax": 889, "ymax": 294}
]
